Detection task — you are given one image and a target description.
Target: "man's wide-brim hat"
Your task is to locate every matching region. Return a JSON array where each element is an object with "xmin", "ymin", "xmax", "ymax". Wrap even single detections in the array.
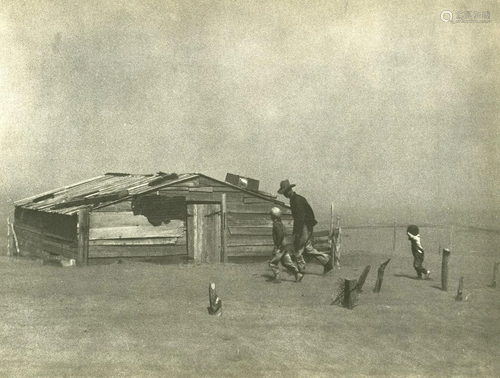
[{"xmin": 277, "ymin": 179, "xmax": 296, "ymax": 194}]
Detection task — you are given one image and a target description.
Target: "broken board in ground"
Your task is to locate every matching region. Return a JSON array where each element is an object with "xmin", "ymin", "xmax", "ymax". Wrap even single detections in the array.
[{"xmin": 208, "ymin": 280, "xmax": 222, "ymax": 316}]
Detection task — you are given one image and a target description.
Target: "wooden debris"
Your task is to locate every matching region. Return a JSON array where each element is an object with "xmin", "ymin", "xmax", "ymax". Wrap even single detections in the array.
[
  {"xmin": 373, "ymin": 259, "xmax": 391, "ymax": 293},
  {"xmin": 455, "ymin": 277, "xmax": 464, "ymax": 301},
  {"xmin": 43, "ymin": 257, "xmax": 76, "ymax": 267},
  {"xmin": 441, "ymin": 248, "xmax": 451, "ymax": 291},
  {"xmin": 7, "ymin": 218, "xmax": 11, "ymax": 256},
  {"xmin": 208, "ymin": 280, "xmax": 222, "ymax": 316},
  {"xmin": 329, "ymin": 203, "xmax": 342, "ymax": 267},
  {"xmin": 9, "ymin": 221, "xmax": 20, "ymax": 256},
  {"xmin": 356, "ymin": 265, "xmax": 371, "ymax": 293},
  {"xmin": 488, "ymin": 262, "xmax": 499, "ymax": 288}
]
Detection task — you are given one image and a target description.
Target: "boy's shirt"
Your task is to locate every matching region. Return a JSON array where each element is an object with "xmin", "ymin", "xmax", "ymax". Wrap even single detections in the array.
[
  {"xmin": 272, "ymin": 219, "xmax": 286, "ymax": 249},
  {"xmin": 408, "ymin": 233, "xmax": 424, "ymax": 254}
]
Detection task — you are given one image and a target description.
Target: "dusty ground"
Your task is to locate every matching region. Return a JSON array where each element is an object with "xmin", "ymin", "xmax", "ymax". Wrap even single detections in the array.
[{"xmin": 0, "ymin": 227, "xmax": 499, "ymax": 377}]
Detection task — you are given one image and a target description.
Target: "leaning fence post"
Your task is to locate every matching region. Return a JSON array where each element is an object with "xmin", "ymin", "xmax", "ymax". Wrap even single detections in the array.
[
  {"xmin": 342, "ymin": 278, "xmax": 358, "ymax": 309},
  {"xmin": 455, "ymin": 277, "xmax": 464, "ymax": 301},
  {"xmin": 488, "ymin": 262, "xmax": 499, "ymax": 288},
  {"xmin": 441, "ymin": 248, "xmax": 451, "ymax": 291},
  {"xmin": 356, "ymin": 265, "xmax": 371, "ymax": 293},
  {"xmin": 392, "ymin": 219, "xmax": 397, "ymax": 254},
  {"xmin": 373, "ymin": 259, "xmax": 391, "ymax": 293},
  {"xmin": 7, "ymin": 218, "xmax": 12, "ymax": 256}
]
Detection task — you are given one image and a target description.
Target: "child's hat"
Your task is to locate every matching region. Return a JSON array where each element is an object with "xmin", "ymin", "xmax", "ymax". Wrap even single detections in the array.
[
  {"xmin": 407, "ymin": 225, "xmax": 419, "ymax": 236},
  {"xmin": 270, "ymin": 207, "xmax": 282, "ymax": 217}
]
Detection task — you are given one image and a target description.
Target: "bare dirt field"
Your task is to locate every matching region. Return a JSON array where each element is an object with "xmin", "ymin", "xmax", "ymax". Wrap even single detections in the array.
[{"xmin": 1, "ymin": 227, "xmax": 499, "ymax": 377}]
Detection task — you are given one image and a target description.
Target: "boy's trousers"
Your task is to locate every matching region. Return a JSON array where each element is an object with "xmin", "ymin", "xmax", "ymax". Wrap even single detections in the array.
[
  {"xmin": 269, "ymin": 245, "xmax": 299, "ymax": 276},
  {"xmin": 412, "ymin": 251, "xmax": 427, "ymax": 277}
]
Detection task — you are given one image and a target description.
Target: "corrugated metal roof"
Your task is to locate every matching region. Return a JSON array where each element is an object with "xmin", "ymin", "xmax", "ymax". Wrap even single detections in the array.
[{"xmin": 15, "ymin": 172, "xmax": 286, "ymax": 215}]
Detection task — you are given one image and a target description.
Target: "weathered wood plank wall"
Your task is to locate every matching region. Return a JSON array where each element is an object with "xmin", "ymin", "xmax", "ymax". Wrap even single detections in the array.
[
  {"xmin": 89, "ymin": 208, "xmax": 186, "ymax": 261},
  {"xmin": 13, "ymin": 208, "xmax": 78, "ymax": 260},
  {"xmin": 226, "ymin": 195, "xmax": 292, "ymax": 259}
]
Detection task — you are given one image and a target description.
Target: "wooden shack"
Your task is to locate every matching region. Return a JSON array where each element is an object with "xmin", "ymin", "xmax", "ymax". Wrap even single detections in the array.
[{"xmin": 12, "ymin": 172, "xmax": 294, "ymax": 265}]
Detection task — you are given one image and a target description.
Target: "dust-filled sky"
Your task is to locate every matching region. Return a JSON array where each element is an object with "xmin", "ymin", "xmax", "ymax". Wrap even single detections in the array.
[{"xmin": 0, "ymin": 0, "xmax": 499, "ymax": 228}]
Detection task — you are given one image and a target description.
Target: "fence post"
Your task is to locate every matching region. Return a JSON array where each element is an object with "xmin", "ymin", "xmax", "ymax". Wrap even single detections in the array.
[
  {"xmin": 77, "ymin": 208, "xmax": 90, "ymax": 266},
  {"xmin": 221, "ymin": 193, "xmax": 227, "ymax": 263},
  {"xmin": 356, "ymin": 265, "xmax": 371, "ymax": 293},
  {"xmin": 455, "ymin": 277, "xmax": 464, "ymax": 301},
  {"xmin": 342, "ymin": 278, "xmax": 358, "ymax": 309},
  {"xmin": 392, "ymin": 219, "xmax": 396, "ymax": 253},
  {"xmin": 373, "ymin": 259, "xmax": 391, "ymax": 293},
  {"xmin": 488, "ymin": 262, "xmax": 499, "ymax": 288},
  {"xmin": 7, "ymin": 218, "xmax": 11, "ymax": 256},
  {"xmin": 441, "ymin": 248, "xmax": 451, "ymax": 291}
]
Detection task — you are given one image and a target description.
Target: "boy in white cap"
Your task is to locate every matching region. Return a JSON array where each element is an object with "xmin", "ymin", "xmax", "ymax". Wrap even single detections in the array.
[{"xmin": 269, "ymin": 207, "xmax": 303, "ymax": 283}]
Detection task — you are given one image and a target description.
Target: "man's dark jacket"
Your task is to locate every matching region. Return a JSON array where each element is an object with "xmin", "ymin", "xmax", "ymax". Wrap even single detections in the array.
[{"xmin": 289, "ymin": 193, "xmax": 318, "ymax": 234}]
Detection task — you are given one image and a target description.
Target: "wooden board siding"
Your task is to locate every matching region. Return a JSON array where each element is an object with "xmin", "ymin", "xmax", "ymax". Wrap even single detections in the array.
[
  {"xmin": 13, "ymin": 224, "xmax": 77, "ymax": 260},
  {"xmin": 89, "ymin": 245, "xmax": 186, "ymax": 258},
  {"xmin": 313, "ymin": 230, "xmax": 331, "ymax": 251},
  {"xmin": 227, "ymin": 202, "xmax": 291, "ymax": 214},
  {"xmin": 89, "ymin": 225, "xmax": 184, "ymax": 239},
  {"xmin": 13, "ymin": 207, "xmax": 78, "ymax": 259},
  {"xmin": 227, "ymin": 214, "xmax": 294, "ymax": 227},
  {"xmin": 14, "ymin": 207, "xmax": 77, "ymax": 241},
  {"xmin": 94, "ymin": 200, "xmax": 133, "ymax": 212},
  {"xmin": 225, "ymin": 202, "xmax": 291, "ymax": 257},
  {"xmin": 170, "ymin": 178, "xmax": 199, "ymax": 187},
  {"xmin": 90, "ymin": 212, "xmax": 182, "ymax": 228},
  {"xmin": 88, "ymin": 211, "xmax": 187, "ymax": 260},
  {"xmin": 155, "ymin": 190, "xmax": 244, "ymax": 203}
]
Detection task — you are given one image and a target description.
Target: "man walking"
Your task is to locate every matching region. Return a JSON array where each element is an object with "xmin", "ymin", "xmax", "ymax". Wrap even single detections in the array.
[{"xmin": 277, "ymin": 180, "xmax": 333, "ymax": 275}]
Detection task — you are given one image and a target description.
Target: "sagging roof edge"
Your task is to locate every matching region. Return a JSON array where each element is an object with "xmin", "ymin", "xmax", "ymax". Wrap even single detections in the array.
[
  {"xmin": 13, "ymin": 175, "xmax": 107, "ymax": 206},
  {"xmin": 94, "ymin": 173, "xmax": 289, "ymax": 210}
]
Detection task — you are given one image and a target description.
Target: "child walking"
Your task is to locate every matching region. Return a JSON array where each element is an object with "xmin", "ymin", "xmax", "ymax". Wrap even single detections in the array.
[
  {"xmin": 407, "ymin": 225, "xmax": 430, "ymax": 280},
  {"xmin": 269, "ymin": 207, "xmax": 303, "ymax": 283}
]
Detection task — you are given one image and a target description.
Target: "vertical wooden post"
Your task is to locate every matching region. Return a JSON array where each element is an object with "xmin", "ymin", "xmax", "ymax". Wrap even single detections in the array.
[
  {"xmin": 342, "ymin": 278, "xmax": 358, "ymax": 309},
  {"xmin": 330, "ymin": 203, "xmax": 339, "ymax": 267},
  {"xmin": 77, "ymin": 208, "xmax": 90, "ymax": 266},
  {"xmin": 373, "ymin": 259, "xmax": 391, "ymax": 293},
  {"xmin": 392, "ymin": 219, "xmax": 396, "ymax": 254},
  {"xmin": 330, "ymin": 202, "xmax": 334, "ymax": 241},
  {"xmin": 208, "ymin": 279, "xmax": 222, "ymax": 316},
  {"xmin": 7, "ymin": 218, "xmax": 11, "ymax": 256},
  {"xmin": 455, "ymin": 277, "xmax": 464, "ymax": 301},
  {"xmin": 449, "ymin": 225, "xmax": 454, "ymax": 252},
  {"xmin": 356, "ymin": 265, "xmax": 371, "ymax": 293},
  {"xmin": 221, "ymin": 194, "xmax": 227, "ymax": 263},
  {"xmin": 10, "ymin": 222, "xmax": 20, "ymax": 256},
  {"xmin": 441, "ymin": 248, "xmax": 451, "ymax": 291},
  {"xmin": 331, "ymin": 216, "xmax": 341, "ymax": 267},
  {"xmin": 489, "ymin": 262, "xmax": 499, "ymax": 288}
]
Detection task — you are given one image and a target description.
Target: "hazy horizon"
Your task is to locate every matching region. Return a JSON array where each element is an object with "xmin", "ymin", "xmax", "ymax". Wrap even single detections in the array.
[{"xmin": 1, "ymin": 1, "xmax": 499, "ymax": 230}]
